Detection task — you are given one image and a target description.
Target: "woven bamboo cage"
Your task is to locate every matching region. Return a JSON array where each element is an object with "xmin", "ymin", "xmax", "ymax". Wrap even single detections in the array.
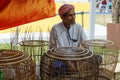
[
  {"xmin": 19, "ymin": 40, "xmax": 49, "ymax": 63},
  {"xmin": 82, "ymin": 39, "xmax": 118, "ymax": 80},
  {"xmin": 0, "ymin": 50, "xmax": 35, "ymax": 80},
  {"xmin": 19, "ymin": 40, "xmax": 49, "ymax": 79},
  {"xmin": 40, "ymin": 47, "xmax": 99, "ymax": 80}
]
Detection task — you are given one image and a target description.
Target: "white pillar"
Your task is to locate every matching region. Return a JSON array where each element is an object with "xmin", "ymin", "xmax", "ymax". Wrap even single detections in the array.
[{"xmin": 88, "ymin": 0, "xmax": 96, "ymax": 39}]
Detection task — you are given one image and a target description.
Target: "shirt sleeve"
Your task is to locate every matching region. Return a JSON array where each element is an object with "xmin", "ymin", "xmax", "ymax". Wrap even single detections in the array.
[
  {"xmin": 49, "ymin": 27, "xmax": 57, "ymax": 49},
  {"xmin": 80, "ymin": 27, "xmax": 87, "ymax": 42},
  {"xmin": 79, "ymin": 27, "xmax": 87, "ymax": 47}
]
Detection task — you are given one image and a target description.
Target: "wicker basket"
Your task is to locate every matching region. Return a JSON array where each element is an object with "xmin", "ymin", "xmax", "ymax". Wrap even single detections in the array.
[
  {"xmin": 40, "ymin": 47, "xmax": 99, "ymax": 80},
  {"xmin": 0, "ymin": 50, "xmax": 36, "ymax": 80},
  {"xmin": 82, "ymin": 39, "xmax": 118, "ymax": 80}
]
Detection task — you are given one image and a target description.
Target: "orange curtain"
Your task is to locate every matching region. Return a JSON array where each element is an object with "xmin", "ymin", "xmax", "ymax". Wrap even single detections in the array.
[{"xmin": 0, "ymin": 0, "xmax": 56, "ymax": 30}]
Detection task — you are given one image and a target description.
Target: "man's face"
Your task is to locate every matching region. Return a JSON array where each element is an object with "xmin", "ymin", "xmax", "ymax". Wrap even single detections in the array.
[{"xmin": 62, "ymin": 9, "xmax": 76, "ymax": 25}]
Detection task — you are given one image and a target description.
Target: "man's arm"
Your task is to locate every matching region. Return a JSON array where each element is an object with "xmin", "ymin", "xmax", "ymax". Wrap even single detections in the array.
[
  {"xmin": 49, "ymin": 27, "xmax": 57, "ymax": 49},
  {"xmin": 80, "ymin": 27, "xmax": 87, "ymax": 48}
]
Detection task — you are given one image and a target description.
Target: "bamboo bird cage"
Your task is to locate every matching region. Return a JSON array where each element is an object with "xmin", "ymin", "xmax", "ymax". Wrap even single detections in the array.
[
  {"xmin": 82, "ymin": 39, "xmax": 118, "ymax": 80},
  {"xmin": 0, "ymin": 50, "xmax": 35, "ymax": 80},
  {"xmin": 40, "ymin": 47, "xmax": 99, "ymax": 80}
]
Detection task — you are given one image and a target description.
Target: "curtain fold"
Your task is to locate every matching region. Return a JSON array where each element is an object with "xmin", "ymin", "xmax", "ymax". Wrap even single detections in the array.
[{"xmin": 0, "ymin": 0, "xmax": 56, "ymax": 30}]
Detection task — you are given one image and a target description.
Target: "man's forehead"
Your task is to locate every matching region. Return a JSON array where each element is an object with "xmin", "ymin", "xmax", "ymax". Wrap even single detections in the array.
[{"xmin": 59, "ymin": 4, "xmax": 75, "ymax": 17}]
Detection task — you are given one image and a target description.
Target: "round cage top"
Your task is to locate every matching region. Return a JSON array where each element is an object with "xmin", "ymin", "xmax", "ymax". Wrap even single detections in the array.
[
  {"xmin": 0, "ymin": 50, "xmax": 29, "ymax": 66},
  {"xmin": 46, "ymin": 47, "xmax": 93, "ymax": 60},
  {"xmin": 82, "ymin": 39, "xmax": 113, "ymax": 47},
  {"xmin": 19, "ymin": 40, "xmax": 49, "ymax": 47}
]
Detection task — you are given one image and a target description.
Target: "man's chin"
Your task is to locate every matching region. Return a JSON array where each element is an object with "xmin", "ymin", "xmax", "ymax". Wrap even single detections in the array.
[{"xmin": 71, "ymin": 22, "xmax": 75, "ymax": 25}]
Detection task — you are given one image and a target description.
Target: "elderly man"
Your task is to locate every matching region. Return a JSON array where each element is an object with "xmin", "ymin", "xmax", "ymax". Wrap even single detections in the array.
[
  {"xmin": 49, "ymin": 4, "xmax": 87, "ymax": 49},
  {"xmin": 48, "ymin": 4, "xmax": 102, "ymax": 77}
]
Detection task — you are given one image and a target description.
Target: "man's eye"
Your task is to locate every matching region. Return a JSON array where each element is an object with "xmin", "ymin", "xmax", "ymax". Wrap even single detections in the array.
[{"xmin": 67, "ymin": 13, "xmax": 75, "ymax": 16}]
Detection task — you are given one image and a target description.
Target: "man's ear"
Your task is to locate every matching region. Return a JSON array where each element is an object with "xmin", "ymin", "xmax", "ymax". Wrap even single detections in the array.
[{"xmin": 60, "ymin": 16, "xmax": 63, "ymax": 19}]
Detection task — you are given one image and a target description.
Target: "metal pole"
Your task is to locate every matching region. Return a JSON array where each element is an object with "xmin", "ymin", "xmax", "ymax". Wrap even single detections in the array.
[
  {"xmin": 81, "ymin": 11, "xmax": 84, "ymax": 27},
  {"xmin": 88, "ymin": 0, "xmax": 96, "ymax": 39}
]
